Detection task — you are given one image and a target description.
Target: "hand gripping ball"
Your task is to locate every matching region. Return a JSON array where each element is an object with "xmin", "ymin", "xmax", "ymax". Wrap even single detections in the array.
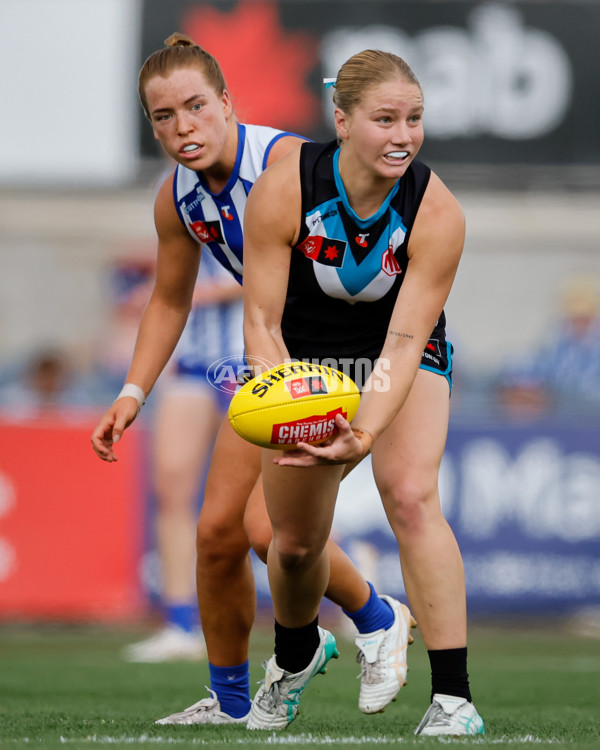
[{"xmin": 228, "ymin": 362, "xmax": 360, "ymax": 449}]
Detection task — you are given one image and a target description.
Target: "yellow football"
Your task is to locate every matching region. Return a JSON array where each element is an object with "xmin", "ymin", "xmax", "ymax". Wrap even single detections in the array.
[{"xmin": 228, "ymin": 362, "xmax": 360, "ymax": 450}]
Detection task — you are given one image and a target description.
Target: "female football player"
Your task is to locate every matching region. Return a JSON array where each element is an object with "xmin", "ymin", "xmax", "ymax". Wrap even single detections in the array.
[
  {"xmin": 242, "ymin": 49, "xmax": 485, "ymax": 736},
  {"xmin": 91, "ymin": 34, "xmax": 414, "ymax": 725}
]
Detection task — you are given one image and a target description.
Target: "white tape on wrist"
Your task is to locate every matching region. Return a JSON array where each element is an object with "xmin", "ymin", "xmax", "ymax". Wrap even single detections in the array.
[{"xmin": 115, "ymin": 383, "xmax": 146, "ymax": 413}]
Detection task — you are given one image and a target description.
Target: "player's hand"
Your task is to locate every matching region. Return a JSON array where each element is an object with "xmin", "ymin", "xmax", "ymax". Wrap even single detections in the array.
[
  {"xmin": 90, "ymin": 398, "xmax": 139, "ymax": 462},
  {"xmin": 273, "ymin": 413, "xmax": 371, "ymax": 467}
]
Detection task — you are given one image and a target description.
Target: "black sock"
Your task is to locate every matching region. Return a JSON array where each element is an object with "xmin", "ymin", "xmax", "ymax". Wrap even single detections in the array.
[
  {"xmin": 274, "ymin": 617, "xmax": 320, "ymax": 674},
  {"xmin": 428, "ymin": 647, "xmax": 472, "ymax": 703}
]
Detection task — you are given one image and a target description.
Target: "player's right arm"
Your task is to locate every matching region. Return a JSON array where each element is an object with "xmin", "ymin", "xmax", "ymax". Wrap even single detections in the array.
[
  {"xmin": 242, "ymin": 148, "xmax": 302, "ymax": 376},
  {"xmin": 91, "ymin": 172, "xmax": 201, "ymax": 461}
]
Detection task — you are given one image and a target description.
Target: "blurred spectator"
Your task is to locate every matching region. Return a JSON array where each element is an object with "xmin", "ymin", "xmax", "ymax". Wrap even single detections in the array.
[
  {"xmin": 540, "ymin": 275, "xmax": 600, "ymax": 406},
  {"xmin": 493, "ymin": 365, "xmax": 554, "ymax": 421},
  {"xmin": 98, "ymin": 253, "xmax": 155, "ymax": 393},
  {"xmin": 494, "ymin": 274, "xmax": 600, "ymax": 418},
  {"xmin": 0, "ymin": 348, "xmax": 96, "ymax": 418}
]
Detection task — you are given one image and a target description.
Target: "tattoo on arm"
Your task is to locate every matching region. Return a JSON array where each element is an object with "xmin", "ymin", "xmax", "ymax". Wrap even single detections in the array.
[{"xmin": 389, "ymin": 330, "xmax": 414, "ymax": 339}]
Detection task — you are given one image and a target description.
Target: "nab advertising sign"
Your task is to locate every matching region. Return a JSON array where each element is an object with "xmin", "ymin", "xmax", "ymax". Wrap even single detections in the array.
[{"xmin": 140, "ymin": 0, "xmax": 600, "ymax": 170}]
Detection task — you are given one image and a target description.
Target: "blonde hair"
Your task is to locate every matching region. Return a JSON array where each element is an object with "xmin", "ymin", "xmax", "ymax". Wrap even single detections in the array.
[
  {"xmin": 332, "ymin": 49, "xmax": 422, "ymax": 114},
  {"xmin": 138, "ymin": 32, "xmax": 228, "ymax": 118}
]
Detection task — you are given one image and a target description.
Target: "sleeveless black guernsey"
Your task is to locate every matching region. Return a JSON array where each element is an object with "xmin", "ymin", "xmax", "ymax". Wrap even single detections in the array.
[{"xmin": 281, "ymin": 140, "xmax": 447, "ymax": 372}]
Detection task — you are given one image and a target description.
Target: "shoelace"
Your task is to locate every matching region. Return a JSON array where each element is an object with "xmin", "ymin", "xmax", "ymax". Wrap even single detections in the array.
[
  {"xmin": 186, "ymin": 688, "xmax": 219, "ymax": 714},
  {"xmin": 256, "ymin": 661, "xmax": 284, "ymax": 712},
  {"xmin": 424, "ymin": 704, "xmax": 453, "ymax": 727},
  {"xmin": 356, "ymin": 648, "xmax": 386, "ymax": 684},
  {"xmin": 263, "ymin": 681, "xmax": 282, "ymax": 710}
]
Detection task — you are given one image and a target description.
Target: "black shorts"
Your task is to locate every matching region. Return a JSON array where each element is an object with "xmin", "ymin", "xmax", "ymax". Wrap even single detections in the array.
[{"xmin": 418, "ymin": 337, "xmax": 454, "ymax": 391}]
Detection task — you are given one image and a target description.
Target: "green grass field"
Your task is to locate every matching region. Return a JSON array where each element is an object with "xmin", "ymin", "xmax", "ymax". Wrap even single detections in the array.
[{"xmin": 0, "ymin": 617, "xmax": 598, "ymax": 749}]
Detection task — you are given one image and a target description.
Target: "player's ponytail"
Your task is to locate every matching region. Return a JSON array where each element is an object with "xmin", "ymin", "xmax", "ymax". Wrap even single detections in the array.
[{"xmin": 164, "ymin": 32, "xmax": 195, "ymax": 48}]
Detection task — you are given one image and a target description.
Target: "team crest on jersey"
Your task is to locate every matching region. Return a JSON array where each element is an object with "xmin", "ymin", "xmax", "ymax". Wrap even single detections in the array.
[
  {"xmin": 381, "ymin": 246, "xmax": 402, "ymax": 276},
  {"xmin": 297, "ymin": 236, "xmax": 346, "ymax": 267},
  {"xmin": 285, "ymin": 376, "xmax": 329, "ymax": 399},
  {"xmin": 190, "ymin": 220, "xmax": 224, "ymax": 244}
]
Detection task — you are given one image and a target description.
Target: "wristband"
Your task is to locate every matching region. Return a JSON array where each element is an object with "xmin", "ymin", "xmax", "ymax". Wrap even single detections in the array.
[
  {"xmin": 115, "ymin": 383, "xmax": 146, "ymax": 413},
  {"xmin": 351, "ymin": 427, "xmax": 374, "ymax": 455}
]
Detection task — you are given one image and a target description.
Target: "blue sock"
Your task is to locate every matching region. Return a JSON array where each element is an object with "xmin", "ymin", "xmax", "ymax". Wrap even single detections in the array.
[
  {"xmin": 209, "ymin": 661, "xmax": 251, "ymax": 719},
  {"xmin": 165, "ymin": 603, "xmax": 198, "ymax": 634},
  {"xmin": 343, "ymin": 582, "xmax": 394, "ymax": 634}
]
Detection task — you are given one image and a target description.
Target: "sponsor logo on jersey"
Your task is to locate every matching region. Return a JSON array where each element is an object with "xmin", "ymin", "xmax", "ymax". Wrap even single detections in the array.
[
  {"xmin": 297, "ymin": 236, "xmax": 346, "ymax": 267},
  {"xmin": 422, "ymin": 338, "xmax": 442, "ymax": 366},
  {"xmin": 190, "ymin": 220, "xmax": 224, "ymax": 244},
  {"xmin": 285, "ymin": 376, "xmax": 329, "ymax": 399},
  {"xmin": 309, "ymin": 209, "xmax": 337, "ymax": 228},
  {"xmin": 356, "ymin": 233, "xmax": 369, "ymax": 248},
  {"xmin": 271, "ymin": 407, "xmax": 346, "ymax": 444},
  {"xmin": 221, "ymin": 205, "xmax": 234, "ymax": 221},
  {"xmin": 182, "ymin": 192, "xmax": 205, "ymax": 213},
  {"xmin": 381, "ymin": 245, "xmax": 402, "ymax": 276}
]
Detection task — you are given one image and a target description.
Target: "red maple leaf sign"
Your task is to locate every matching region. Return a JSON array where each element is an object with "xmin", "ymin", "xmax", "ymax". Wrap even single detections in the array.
[{"xmin": 183, "ymin": 0, "xmax": 320, "ymax": 132}]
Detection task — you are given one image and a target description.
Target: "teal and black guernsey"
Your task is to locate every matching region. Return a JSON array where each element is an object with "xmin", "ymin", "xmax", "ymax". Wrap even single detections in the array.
[{"xmin": 282, "ymin": 140, "xmax": 449, "ymax": 374}]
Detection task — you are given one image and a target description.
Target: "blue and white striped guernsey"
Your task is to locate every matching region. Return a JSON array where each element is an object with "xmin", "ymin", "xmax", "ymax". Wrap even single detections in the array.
[{"xmin": 173, "ymin": 122, "xmax": 303, "ymax": 284}]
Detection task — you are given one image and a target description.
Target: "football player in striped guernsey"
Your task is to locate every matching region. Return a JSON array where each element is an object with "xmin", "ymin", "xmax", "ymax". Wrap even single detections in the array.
[{"xmin": 91, "ymin": 34, "xmax": 415, "ymax": 725}]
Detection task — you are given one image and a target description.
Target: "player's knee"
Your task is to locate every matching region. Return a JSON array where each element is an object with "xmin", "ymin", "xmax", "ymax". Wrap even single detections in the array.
[
  {"xmin": 272, "ymin": 536, "xmax": 322, "ymax": 571},
  {"xmin": 196, "ymin": 516, "xmax": 249, "ymax": 567},
  {"xmin": 380, "ymin": 475, "xmax": 438, "ymax": 534},
  {"xmin": 245, "ymin": 516, "xmax": 272, "ymax": 564},
  {"xmin": 154, "ymin": 472, "xmax": 193, "ymax": 511}
]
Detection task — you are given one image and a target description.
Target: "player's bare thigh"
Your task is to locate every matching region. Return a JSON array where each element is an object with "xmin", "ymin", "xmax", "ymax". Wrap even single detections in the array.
[
  {"xmin": 371, "ymin": 368, "xmax": 450, "ymax": 515},
  {"xmin": 261, "ymin": 454, "xmax": 344, "ymax": 552},
  {"xmin": 200, "ymin": 417, "xmax": 262, "ymax": 527},
  {"xmin": 153, "ymin": 387, "xmax": 221, "ymax": 491}
]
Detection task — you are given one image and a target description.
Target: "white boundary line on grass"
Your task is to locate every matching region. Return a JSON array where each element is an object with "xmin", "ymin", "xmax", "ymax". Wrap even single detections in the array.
[{"xmin": 54, "ymin": 734, "xmax": 564, "ymax": 745}]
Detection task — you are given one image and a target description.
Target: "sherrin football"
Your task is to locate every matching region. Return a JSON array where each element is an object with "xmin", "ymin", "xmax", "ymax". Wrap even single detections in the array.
[{"xmin": 228, "ymin": 362, "xmax": 360, "ymax": 450}]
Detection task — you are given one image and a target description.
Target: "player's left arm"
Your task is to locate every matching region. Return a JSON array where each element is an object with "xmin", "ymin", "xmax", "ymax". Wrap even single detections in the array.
[
  {"xmin": 351, "ymin": 171, "xmax": 465, "ymax": 442},
  {"xmin": 286, "ymin": 172, "xmax": 465, "ymax": 465}
]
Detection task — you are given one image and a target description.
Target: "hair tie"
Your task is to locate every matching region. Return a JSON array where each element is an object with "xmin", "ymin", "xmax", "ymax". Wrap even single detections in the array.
[{"xmin": 323, "ymin": 78, "xmax": 337, "ymax": 89}]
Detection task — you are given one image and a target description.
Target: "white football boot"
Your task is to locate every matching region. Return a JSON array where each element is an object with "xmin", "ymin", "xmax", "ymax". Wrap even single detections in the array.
[
  {"xmin": 247, "ymin": 627, "xmax": 339, "ymax": 730},
  {"xmin": 156, "ymin": 688, "xmax": 249, "ymax": 725},
  {"xmin": 414, "ymin": 693, "xmax": 485, "ymax": 736},
  {"xmin": 355, "ymin": 596, "xmax": 416, "ymax": 713},
  {"xmin": 122, "ymin": 625, "xmax": 206, "ymax": 663}
]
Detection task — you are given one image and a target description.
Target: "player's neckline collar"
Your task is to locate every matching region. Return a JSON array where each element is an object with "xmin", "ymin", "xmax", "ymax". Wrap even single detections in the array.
[{"xmin": 332, "ymin": 148, "xmax": 400, "ymax": 229}]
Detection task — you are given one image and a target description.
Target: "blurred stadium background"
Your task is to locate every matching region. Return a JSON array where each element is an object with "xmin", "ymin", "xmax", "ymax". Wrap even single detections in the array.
[{"xmin": 0, "ymin": 0, "xmax": 599, "ymax": 633}]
